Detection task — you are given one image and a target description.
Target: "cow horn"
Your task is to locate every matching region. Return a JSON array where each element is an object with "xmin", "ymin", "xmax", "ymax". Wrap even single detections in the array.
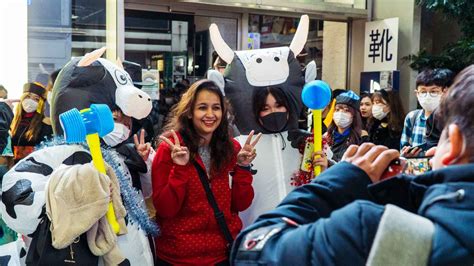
[
  {"xmin": 289, "ymin": 15, "xmax": 309, "ymax": 57},
  {"xmin": 116, "ymin": 57, "xmax": 125, "ymax": 70},
  {"xmin": 78, "ymin": 47, "xmax": 106, "ymax": 67},
  {"xmin": 209, "ymin": 24, "xmax": 234, "ymax": 64}
]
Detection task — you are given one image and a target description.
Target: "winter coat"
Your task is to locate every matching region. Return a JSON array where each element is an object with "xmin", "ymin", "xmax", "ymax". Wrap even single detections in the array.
[
  {"xmin": 368, "ymin": 118, "xmax": 401, "ymax": 150},
  {"xmin": 152, "ymin": 133, "xmax": 254, "ymax": 265},
  {"xmin": 0, "ymin": 102, "xmax": 13, "ymax": 153},
  {"xmin": 231, "ymin": 162, "xmax": 474, "ymax": 265},
  {"xmin": 11, "ymin": 114, "xmax": 52, "ymax": 162}
]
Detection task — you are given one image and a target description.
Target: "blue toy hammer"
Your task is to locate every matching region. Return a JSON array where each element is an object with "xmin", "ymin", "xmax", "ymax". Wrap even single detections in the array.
[{"xmin": 59, "ymin": 104, "xmax": 120, "ymax": 234}]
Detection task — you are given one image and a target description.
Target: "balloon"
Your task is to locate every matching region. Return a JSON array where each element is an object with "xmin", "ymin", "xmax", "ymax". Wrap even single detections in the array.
[{"xmin": 301, "ymin": 80, "xmax": 332, "ymax": 110}]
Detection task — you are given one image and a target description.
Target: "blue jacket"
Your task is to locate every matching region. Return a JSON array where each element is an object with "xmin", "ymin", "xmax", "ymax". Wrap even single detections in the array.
[{"xmin": 231, "ymin": 162, "xmax": 474, "ymax": 265}]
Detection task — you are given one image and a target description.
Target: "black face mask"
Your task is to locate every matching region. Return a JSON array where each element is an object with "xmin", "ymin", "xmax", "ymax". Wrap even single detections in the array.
[{"xmin": 260, "ymin": 112, "xmax": 289, "ymax": 133}]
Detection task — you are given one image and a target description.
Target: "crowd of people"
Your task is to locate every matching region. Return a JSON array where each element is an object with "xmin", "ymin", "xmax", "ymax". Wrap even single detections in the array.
[{"xmin": 0, "ymin": 43, "xmax": 472, "ymax": 266}]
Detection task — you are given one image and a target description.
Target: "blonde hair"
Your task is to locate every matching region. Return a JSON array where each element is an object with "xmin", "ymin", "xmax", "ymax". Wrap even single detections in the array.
[{"xmin": 11, "ymin": 90, "xmax": 46, "ymax": 142}]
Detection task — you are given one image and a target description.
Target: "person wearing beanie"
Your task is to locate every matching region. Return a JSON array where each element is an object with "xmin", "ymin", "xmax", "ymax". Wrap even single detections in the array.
[
  {"xmin": 11, "ymin": 82, "xmax": 53, "ymax": 163},
  {"xmin": 323, "ymin": 90, "xmax": 367, "ymax": 162}
]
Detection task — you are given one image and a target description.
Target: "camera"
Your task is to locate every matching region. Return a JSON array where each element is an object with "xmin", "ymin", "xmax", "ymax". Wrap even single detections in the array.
[{"xmin": 380, "ymin": 156, "xmax": 432, "ymax": 180}]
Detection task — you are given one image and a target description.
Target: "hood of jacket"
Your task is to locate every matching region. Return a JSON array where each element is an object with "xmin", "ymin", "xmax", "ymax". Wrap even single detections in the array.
[{"xmin": 369, "ymin": 163, "xmax": 474, "ymax": 255}]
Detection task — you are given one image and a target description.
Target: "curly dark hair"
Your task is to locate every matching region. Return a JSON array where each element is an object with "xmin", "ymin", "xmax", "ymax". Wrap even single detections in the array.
[{"xmin": 162, "ymin": 79, "xmax": 234, "ymax": 171}]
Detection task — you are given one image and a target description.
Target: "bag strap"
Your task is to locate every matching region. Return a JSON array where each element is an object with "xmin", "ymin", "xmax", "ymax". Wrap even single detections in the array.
[{"xmin": 192, "ymin": 160, "xmax": 234, "ymax": 247}]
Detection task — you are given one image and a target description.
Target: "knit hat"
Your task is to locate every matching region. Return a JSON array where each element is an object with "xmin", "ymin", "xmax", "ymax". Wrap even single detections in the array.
[
  {"xmin": 336, "ymin": 90, "xmax": 360, "ymax": 110},
  {"xmin": 23, "ymin": 82, "xmax": 46, "ymax": 99}
]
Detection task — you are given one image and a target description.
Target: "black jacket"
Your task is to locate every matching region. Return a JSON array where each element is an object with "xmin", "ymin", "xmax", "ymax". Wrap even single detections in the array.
[
  {"xmin": 368, "ymin": 119, "xmax": 401, "ymax": 150},
  {"xmin": 0, "ymin": 102, "xmax": 13, "ymax": 152}
]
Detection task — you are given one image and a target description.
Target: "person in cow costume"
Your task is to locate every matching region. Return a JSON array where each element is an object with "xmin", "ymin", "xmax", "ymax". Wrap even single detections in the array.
[
  {"xmin": 207, "ymin": 15, "xmax": 318, "ymax": 227},
  {"xmin": 0, "ymin": 47, "xmax": 158, "ymax": 265}
]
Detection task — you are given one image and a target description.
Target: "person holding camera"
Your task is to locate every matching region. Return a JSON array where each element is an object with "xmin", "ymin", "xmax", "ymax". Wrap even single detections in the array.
[{"xmin": 231, "ymin": 65, "xmax": 474, "ymax": 265}]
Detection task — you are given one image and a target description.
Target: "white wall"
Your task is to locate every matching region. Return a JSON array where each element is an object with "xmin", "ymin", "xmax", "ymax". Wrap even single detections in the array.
[
  {"xmin": 374, "ymin": 0, "xmax": 421, "ymax": 112},
  {"xmin": 322, "ymin": 21, "xmax": 348, "ymax": 90},
  {"xmin": 350, "ymin": 0, "xmax": 421, "ymax": 112},
  {"xmin": 0, "ymin": 1, "xmax": 28, "ymax": 100}
]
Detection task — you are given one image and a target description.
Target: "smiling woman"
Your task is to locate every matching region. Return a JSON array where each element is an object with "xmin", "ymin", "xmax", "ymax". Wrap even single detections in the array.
[{"xmin": 152, "ymin": 79, "xmax": 260, "ymax": 265}]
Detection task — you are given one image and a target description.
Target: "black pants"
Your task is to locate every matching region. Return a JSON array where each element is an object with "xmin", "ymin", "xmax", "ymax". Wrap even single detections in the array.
[{"xmin": 155, "ymin": 256, "xmax": 229, "ymax": 266}]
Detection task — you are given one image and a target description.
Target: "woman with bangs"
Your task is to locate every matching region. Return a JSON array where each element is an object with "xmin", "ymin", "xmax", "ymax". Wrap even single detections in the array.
[
  {"xmin": 369, "ymin": 89, "xmax": 405, "ymax": 150},
  {"xmin": 324, "ymin": 91, "xmax": 367, "ymax": 163}
]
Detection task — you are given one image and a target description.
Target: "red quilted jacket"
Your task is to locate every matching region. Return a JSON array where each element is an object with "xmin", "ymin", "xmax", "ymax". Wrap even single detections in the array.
[{"xmin": 152, "ymin": 133, "xmax": 254, "ymax": 265}]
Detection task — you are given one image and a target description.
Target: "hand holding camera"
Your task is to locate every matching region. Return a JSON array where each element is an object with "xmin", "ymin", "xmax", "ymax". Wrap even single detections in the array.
[{"xmin": 342, "ymin": 143, "xmax": 400, "ymax": 183}]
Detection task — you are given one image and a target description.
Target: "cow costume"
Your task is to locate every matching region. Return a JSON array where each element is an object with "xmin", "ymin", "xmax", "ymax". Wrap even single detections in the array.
[
  {"xmin": 0, "ymin": 48, "xmax": 157, "ymax": 265},
  {"xmin": 208, "ymin": 15, "xmax": 317, "ymax": 227}
]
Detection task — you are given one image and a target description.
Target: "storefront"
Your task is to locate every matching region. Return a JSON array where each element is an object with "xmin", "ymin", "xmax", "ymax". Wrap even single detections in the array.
[{"xmin": 1, "ymin": 0, "xmax": 368, "ymax": 99}]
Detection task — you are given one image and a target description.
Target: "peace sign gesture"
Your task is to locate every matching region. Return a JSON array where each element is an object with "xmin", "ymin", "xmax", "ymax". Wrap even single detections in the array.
[
  {"xmin": 237, "ymin": 130, "xmax": 262, "ymax": 167},
  {"xmin": 134, "ymin": 129, "xmax": 152, "ymax": 161},
  {"xmin": 159, "ymin": 130, "xmax": 190, "ymax": 166}
]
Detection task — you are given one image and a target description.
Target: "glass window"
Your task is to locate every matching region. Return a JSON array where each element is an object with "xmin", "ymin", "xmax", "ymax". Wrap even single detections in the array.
[
  {"xmin": 123, "ymin": 10, "xmax": 238, "ymax": 88},
  {"xmin": 249, "ymin": 14, "xmax": 322, "ymax": 78},
  {"xmin": 28, "ymin": 0, "xmax": 107, "ymax": 87}
]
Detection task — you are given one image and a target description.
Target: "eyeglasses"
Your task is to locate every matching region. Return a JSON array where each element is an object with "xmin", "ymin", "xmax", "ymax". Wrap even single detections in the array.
[{"xmin": 417, "ymin": 91, "xmax": 442, "ymax": 97}]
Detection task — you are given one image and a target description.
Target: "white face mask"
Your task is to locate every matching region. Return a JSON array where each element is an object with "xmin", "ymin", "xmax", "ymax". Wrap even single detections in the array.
[
  {"xmin": 22, "ymin": 99, "xmax": 39, "ymax": 113},
  {"xmin": 418, "ymin": 94, "xmax": 441, "ymax": 113},
  {"xmin": 102, "ymin": 122, "xmax": 131, "ymax": 147},
  {"xmin": 372, "ymin": 104, "xmax": 388, "ymax": 120},
  {"xmin": 333, "ymin": 111, "xmax": 353, "ymax": 129}
]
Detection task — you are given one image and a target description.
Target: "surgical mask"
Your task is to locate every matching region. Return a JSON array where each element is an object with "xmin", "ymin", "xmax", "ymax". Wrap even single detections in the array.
[
  {"xmin": 260, "ymin": 112, "xmax": 288, "ymax": 133},
  {"xmin": 333, "ymin": 111, "xmax": 353, "ymax": 129},
  {"xmin": 418, "ymin": 94, "xmax": 441, "ymax": 113},
  {"xmin": 22, "ymin": 99, "xmax": 39, "ymax": 113},
  {"xmin": 372, "ymin": 104, "xmax": 388, "ymax": 120},
  {"xmin": 102, "ymin": 122, "xmax": 131, "ymax": 147}
]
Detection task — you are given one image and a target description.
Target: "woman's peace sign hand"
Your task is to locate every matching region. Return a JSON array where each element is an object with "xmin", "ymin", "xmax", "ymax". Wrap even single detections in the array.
[
  {"xmin": 237, "ymin": 130, "xmax": 262, "ymax": 167},
  {"xmin": 159, "ymin": 130, "xmax": 190, "ymax": 166}
]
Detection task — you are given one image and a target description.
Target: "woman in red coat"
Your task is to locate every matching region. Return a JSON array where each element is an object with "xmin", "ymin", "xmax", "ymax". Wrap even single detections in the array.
[{"xmin": 152, "ymin": 80, "xmax": 261, "ymax": 265}]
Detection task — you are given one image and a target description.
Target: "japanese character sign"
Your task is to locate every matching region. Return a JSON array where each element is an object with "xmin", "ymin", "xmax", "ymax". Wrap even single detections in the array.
[{"xmin": 364, "ymin": 18, "xmax": 399, "ymax": 71}]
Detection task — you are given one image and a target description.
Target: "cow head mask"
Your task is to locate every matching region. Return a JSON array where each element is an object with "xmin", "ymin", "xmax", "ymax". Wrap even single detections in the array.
[
  {"xmin": 209, "ymin": 15, "xmax": 315, "ymax": 135},
  {"xmin": 50, "ymin": 47, "xmax": 152, "ymax": 136}
]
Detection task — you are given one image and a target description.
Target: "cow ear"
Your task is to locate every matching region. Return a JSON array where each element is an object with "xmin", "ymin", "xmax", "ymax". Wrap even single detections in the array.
[
  {"xmin": 305, "ymin": 60, "xmax": 317, "ymax": 82},
  {"xmin": 289, "ymin": 15, "xmax": 309, "ymax": 57},
  {"xmin": 209, "ymin": 24, "xmax": 234, "ymax": 64},
  {"xmin": 78, "ymin": 47, "xmax": 106, "ymax": 67},
  {"xmin": 116, "ymin": 57, "xmax": 125, "ymax": 70},
  {"xmin": 207, "ymin": 70, "xmax": 225, "ymax": 96}
]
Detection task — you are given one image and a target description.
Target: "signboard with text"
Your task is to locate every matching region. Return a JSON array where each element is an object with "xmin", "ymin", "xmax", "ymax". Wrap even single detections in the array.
[{"xmin": 364, "ymin": 18, "xmax": 399, "ymax": 72}]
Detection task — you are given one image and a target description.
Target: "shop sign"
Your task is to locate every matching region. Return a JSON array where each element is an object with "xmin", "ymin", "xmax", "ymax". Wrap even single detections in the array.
[{"xmin": 364, "ymin": 17, "xmax": 398, "ymax": 71}]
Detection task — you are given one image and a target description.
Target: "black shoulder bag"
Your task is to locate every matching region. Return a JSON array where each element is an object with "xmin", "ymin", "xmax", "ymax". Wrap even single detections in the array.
[
  {"xmin": 26, "ymin": 215, "xmax": 98, "ymax": 266},
  {"xmin": 192, "ymin": 161, "xmax": 234, "ymax": 251}
]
